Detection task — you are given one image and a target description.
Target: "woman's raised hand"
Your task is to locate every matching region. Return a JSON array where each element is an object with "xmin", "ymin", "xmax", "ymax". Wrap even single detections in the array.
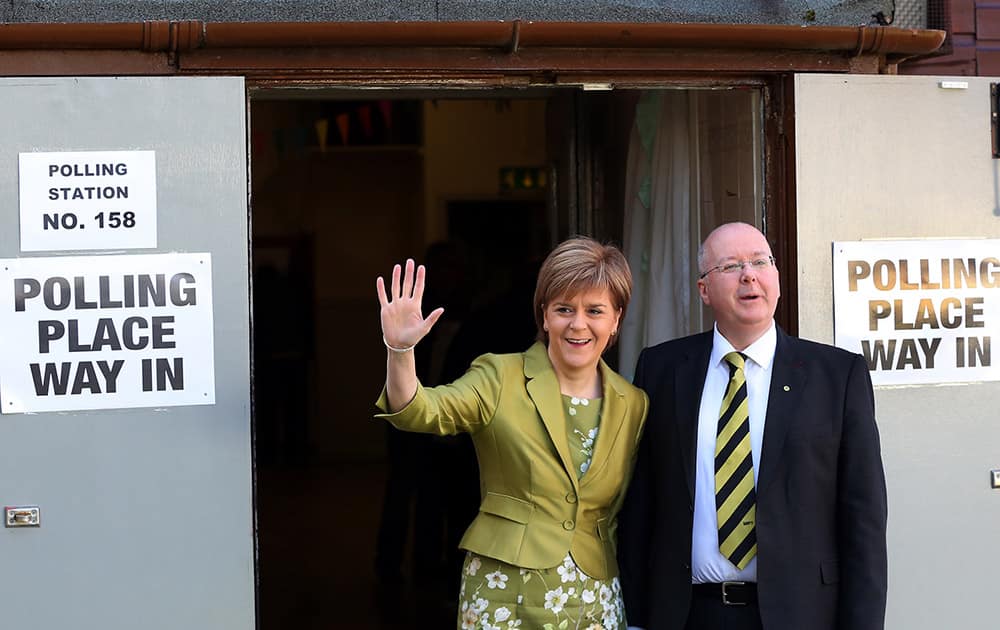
[{"xmin": 376, "ymin": 259, "xmax": 445, "ymax": 351}]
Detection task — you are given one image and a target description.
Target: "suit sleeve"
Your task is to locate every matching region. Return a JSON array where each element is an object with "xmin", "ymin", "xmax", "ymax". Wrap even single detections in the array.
[
  {"xmin": 618, "ymin": 348, "xmax": 653, "ymax": 628},
  {"xmin": 374, "ymin": 353, "xmax": 503, "ymax": 435},
  {"xmin": 837, "ymin": 354, "xmax": 888, "ymax": 630}
]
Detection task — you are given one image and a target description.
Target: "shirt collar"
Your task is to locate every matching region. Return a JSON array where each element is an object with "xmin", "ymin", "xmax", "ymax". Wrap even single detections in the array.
[{"xmin": 711, "ymin": 321, "xmax": 777, "ymax": 370}]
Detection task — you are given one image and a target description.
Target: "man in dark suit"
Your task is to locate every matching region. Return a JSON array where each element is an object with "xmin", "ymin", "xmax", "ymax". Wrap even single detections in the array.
[{"xmin": 619, "ymin": 222, "xmax": 887, "ymax": 630}]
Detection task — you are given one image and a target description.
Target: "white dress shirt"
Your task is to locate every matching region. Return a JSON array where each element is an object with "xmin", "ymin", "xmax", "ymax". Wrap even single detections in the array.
[{"xmin": 690, "ymin": 322, "xmax": 776, "ymax": 584}]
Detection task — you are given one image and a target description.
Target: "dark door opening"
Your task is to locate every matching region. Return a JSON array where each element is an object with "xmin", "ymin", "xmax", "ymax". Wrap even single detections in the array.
[
  {"xmin": 248, "ymin": 85, "xmax": 764, "ymax": 629},
  {"xmin": 250, "ymin": 92, "xmax": 556, "ymax": 629}
]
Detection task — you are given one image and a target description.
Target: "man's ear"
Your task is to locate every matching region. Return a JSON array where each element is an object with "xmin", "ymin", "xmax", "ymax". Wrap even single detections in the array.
[{"xmin": 697, "ymin": 279, "xmax": 711, "ymax": 306}]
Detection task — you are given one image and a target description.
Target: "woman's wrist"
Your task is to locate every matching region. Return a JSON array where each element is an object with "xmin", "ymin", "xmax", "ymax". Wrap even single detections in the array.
[{"xmin": 383, "ymin": 335, "xmax": 415, "ymax": 353}]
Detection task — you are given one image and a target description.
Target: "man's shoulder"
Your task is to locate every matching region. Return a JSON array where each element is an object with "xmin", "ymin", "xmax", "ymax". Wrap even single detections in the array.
[
  {"xmin": 781, "ymin": 333, "xmax": 862, "ymax": 366},
  {"xmin": 641, "ymin": 330, "xmax": 712, "ymax": 361}
]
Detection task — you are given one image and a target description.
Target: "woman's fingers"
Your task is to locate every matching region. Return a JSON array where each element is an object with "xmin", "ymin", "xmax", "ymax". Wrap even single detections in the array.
[
  {"xmin": 413, "ymin": 263, "xmax": 427, "ymax": 301},
  {"xmin": 376, "ymin": 276, "xmax": 389, "ymax": 307},
  {"xmin": 375, "ymin": 258, "xmax": 426, "ymax": 305},
  {"xmin": 391, "ymin": 262, "xmax": 402, "ymax": 299},
  {"xmin": 424, "ymin": 307, "xmax": 445, "ymax": 333},
  {"xmin": 401, "ymin": 258, "xmax": 415, "ymax": 299},
  {"xmin": 379, "ymin": 259, "xmax": 428, "ymax": 306}
]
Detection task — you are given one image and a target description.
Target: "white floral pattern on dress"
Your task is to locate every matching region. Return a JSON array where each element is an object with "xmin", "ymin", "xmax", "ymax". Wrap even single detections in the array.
[
  {"xmin": 544, "ymin": 585, "xmax": 569, "ymax": 613},
  {"xmin": 486, "ymin": 570, "xmax": 509, "ymax": 590},
  {"xmin": 556, "ymin": 555, "xmax": 578, "ymax": 583},
  {"xmin": 573, "ymin": 425, "xmax": 599, "ymax": 474},
  {"xmin": 567, "ymin": 395, "xmax": 600, "ymax": 476},
  {"xmin": 458, "ymin": 553, "xmax": 625, "ymax": 629},
  {"xmin": 466, "ymin": 556, "xmax": 482, "ymax": 576}
]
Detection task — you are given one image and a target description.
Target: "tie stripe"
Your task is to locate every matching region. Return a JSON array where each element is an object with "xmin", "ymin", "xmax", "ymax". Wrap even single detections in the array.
[{"xmin": 715, "ymin": 352, "xmax": 757, "ymax": 570}]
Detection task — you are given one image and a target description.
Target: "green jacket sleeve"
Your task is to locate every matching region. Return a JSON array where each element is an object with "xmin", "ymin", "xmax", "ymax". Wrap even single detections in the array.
[{"xmin": 374, "ymin": 353, "xmax": 504, "ymax": 435}]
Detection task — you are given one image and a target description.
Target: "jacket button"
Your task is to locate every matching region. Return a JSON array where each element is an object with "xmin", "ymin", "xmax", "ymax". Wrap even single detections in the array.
[
  {"xmin": 565, "ymin": 492, "xmax": 577, "ymax": 504},
  {"xmin": 563, "ymin": 519, "xmax": 575, "ymax": 530}
]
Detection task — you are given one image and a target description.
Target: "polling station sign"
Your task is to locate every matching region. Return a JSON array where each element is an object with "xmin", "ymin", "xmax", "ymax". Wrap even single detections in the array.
[
  {"xmin": 19, "ymin": 150, "xmax": 157, "ymax": 252},
  {"xmin": 833, "ymin": 239, "xmax": 1000, "ymax": 386},
  {"xmin": 0, "ymin": 253, "xmax": 215, "ymax": 413}
]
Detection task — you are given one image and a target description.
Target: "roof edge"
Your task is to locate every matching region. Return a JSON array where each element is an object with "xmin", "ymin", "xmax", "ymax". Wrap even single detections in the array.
[{"xmin": 0, "ymin": 21, "xmax": 945, "ymax": 56}]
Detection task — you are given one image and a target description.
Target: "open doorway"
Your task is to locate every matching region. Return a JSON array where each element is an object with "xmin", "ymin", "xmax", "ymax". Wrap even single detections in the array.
[
  {"xmin": 250, "ymin": 92, "xmax": 555, "ymax": 629},
  {"xmin": 248, "ymin": 85, "xmax": 763, "ymax": 629}
]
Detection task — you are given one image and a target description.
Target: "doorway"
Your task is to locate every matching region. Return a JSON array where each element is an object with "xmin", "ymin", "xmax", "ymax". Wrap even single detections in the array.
[
  {"xmin": 248, "ymin": 85, "xmax": 764, "ymax": 628},
  {"xmin": 250, "ymin": 92, "xmax": 556, "ymax": 629}
]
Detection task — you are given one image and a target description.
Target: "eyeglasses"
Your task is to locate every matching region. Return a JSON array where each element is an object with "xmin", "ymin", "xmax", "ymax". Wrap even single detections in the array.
[{"xmin": 698, "ymin": 256, "xmax": 776, "ymax": 280}]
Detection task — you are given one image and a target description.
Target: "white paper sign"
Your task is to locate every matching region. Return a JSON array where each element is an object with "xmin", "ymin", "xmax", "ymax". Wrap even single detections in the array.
[
  {"xmin": 833, "ymin": 239, "xmax": 1000, "ymax": 386},
  {"xmin": 0, "ymin": 253, "xmax": 215, "ymax": 413},
  {"xmin": 18, "ymin": 151, "xmax": 157, "ymax": 251}
]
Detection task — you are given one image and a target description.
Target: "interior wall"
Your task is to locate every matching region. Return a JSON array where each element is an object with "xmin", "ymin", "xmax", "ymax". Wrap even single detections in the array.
[
  {"xmin": 252, "ymin": 100, "xmax": 422, "ymax": 461},
  {"xmin": 252, "ymin": 96, "xmax": 549, "ymax": 462},
  {"xmin": 423, "ymin": 99, "xmax": 547, "ymax": 244}
]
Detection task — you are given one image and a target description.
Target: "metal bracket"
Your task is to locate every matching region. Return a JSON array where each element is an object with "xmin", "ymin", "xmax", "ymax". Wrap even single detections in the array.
[
  {"xmin": 991, "ymin": 83, "xmax": 1000, "ymax": 159},
  {"xmin": 5, "ymin": 506, "xmax": 40, "ymax": 528}
]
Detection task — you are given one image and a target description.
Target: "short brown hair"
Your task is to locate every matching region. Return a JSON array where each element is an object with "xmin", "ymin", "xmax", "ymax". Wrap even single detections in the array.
[{"xmin": 533, "ymin": 236, "xmax": 632, "ymax": 347}]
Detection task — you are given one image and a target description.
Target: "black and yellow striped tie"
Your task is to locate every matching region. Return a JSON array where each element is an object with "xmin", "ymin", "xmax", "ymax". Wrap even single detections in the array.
[{"xmin": 715, "ymin": 351, "xmax": 757, "ymax": 570}]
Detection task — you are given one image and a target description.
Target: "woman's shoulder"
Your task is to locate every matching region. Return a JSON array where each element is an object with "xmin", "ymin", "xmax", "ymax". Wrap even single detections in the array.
[
  {"xmin": 463, "ymin": 346, "xmax": 536, "ymax": 381},
  {"xmin": 602, "ymin": 364, "xmax": 646, "ymax": 400},
  {"xmin": 469, "ymin": 341, "xmax": 544, "ymax": 367},
  {"xmin": 468, "ymin": 347, "xmax": 531, "ymax": 367}
]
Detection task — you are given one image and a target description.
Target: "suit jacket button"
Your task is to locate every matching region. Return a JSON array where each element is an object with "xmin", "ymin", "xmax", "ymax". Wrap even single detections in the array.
[
  {"xmin": 563, "ymin": 519, "xmax": 575, "ymax": 530},
  {"xmin": 565, "ymin": 492, "xmax": 578, "ymax": 504}
]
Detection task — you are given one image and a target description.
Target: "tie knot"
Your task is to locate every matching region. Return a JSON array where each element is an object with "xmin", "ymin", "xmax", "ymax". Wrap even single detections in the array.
[{"xmin": 724, "ymin": 351, "xmax": 747, "ymax": 371}]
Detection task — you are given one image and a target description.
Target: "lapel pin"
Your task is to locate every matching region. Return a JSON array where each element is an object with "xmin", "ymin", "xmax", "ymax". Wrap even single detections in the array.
[{"xmin": 783, "ymin": 385, "xmax": 790, "ymax": 392}]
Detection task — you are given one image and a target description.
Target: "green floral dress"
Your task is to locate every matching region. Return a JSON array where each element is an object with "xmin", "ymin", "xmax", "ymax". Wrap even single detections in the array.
[{"xmin": 456, "ymin": 395, "xmax": 626, "ymax": 630}]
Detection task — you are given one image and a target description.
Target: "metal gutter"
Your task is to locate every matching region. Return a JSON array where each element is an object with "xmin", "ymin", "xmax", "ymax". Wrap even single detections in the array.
[{"xmin": 0, "ymin": 21, "xmax": 945, "ymax": 57}]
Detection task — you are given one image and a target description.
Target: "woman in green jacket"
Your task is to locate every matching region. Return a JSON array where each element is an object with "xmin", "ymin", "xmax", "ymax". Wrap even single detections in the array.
[{"xmin": 376, "ymin": 237, "xmax": 648, "ymax": 629}]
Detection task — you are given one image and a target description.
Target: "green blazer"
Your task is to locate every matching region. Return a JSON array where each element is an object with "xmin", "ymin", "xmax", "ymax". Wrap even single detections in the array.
[{"xmin": 375, "ymin": 341, "xmax": 649, "ymax": 580}]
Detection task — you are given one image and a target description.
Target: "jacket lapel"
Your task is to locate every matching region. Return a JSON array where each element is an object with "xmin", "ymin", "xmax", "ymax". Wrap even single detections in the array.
[
  {"xmin": 675, "ymin": 332, "xmax": 713, "ymax": 503},
  {"xmin": 757, "ymin": 329, "xmax": 807, "ymax": 496},
  {"xmin": 523, "ymin": 342, "xmax": 579, "ymax": 488},
  {"xmin": 580, "ymin": 360, "xmax": 628, "ymax": 487}
]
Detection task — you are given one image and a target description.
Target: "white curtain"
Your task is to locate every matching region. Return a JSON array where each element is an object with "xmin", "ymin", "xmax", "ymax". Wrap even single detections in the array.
[{"xmin": 619, "ymin": 91, "xmax": 697, "ymax": 381}]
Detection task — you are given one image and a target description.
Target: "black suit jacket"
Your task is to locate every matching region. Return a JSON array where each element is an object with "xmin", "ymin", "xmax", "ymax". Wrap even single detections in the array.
[{"xmin": 619, "ymin": 328, "xmax": 887, "ymax": 630}]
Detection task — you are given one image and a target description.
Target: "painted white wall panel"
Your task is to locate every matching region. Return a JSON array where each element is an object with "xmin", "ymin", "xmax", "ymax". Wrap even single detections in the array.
[
  {"xmin": 0, "ymin": 77, "xmax": 253, "ymax": 630},
  {"xmin": 795, "ymin": 73, "xmax": 1000, "ymax": 630}
]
